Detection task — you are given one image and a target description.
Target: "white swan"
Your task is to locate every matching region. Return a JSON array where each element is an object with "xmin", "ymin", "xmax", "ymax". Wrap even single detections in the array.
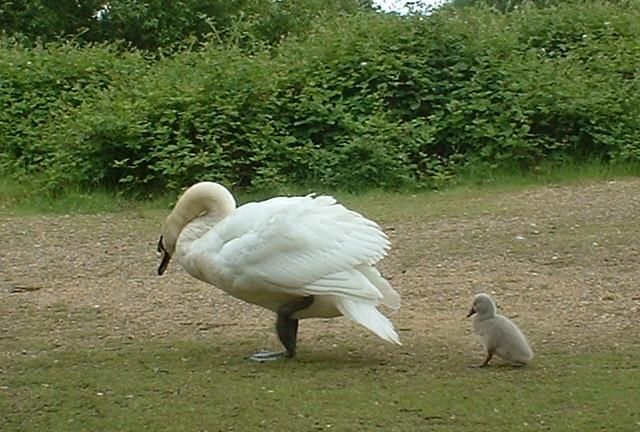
[
  {"xmin": 467, "ymin": 293, "xmax": 534, "ymax": 367},
  {"xmin": 157, "ymin": 182, "xmax": 401, "ymax": 361}
]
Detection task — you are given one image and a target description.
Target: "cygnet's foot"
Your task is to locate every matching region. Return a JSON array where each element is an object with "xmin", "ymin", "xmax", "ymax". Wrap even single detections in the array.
[
  {"xmin": 468, "ymin": 363, "xmax": 488, "ymax": 368},
  {"xmin": 248, "ymin": 350, "xmax": 290, "ymax": 362}
]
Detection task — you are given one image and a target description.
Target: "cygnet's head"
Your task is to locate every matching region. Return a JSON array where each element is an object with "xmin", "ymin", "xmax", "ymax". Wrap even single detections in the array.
[{"xmin": 466, "ymin": 293, "xmax": 497, "ymax": 320}]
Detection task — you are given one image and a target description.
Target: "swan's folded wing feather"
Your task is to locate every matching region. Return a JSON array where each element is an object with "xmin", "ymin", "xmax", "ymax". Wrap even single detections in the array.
[
  {"xmin": 301, "ymin": 270, "xmax": 382, "ymax": 303},
  {"xmin": 212, "ymin": 195, "xmax": 391, "ymax": 295}
]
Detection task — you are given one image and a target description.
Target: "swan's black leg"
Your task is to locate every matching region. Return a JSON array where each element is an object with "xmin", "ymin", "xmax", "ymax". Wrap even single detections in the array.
[
  {"xmin": 276, "ymin": 296, "xmax": 314, "ymax": 357},
  {"xmin": 249, "ymin": 296, "xmax": 314, "ymax": 362}
]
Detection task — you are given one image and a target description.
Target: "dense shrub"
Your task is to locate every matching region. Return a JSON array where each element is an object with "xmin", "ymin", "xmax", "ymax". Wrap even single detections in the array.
[
  {"xmin": 0, "ymin": 39, "xmax": 148, "ymax": 175},
  {"xmin": 38, "ymin": 46, "xmax": 284, "ymax": 192},
  {"xmin": 1, "ymin": 0, "xmax": 639, "ymax": 194}
]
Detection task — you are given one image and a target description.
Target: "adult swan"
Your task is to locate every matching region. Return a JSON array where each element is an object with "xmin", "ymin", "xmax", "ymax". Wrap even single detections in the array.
[{"xmin": 157, "ymin": 182, "xmax": 401, "ymax": 361}]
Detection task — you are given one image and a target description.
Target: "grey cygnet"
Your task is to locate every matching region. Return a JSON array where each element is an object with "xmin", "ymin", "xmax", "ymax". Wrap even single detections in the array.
[{"xmin": 467, "ymin": 293, "xmax": 534, "ymax": 367}]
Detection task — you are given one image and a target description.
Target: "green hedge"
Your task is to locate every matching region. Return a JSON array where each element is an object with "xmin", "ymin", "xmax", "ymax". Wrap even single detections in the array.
[
  {"xmin": 1, "ymin": 0, "xmax": 639, "ymax": 194},
  {"xmin": 0, "ymin": 40, "xmax": 148, "ymax": 174}
]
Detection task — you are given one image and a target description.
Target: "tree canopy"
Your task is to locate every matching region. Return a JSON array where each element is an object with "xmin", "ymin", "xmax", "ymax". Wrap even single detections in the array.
[{"xmin": 0, "ymin": 0, "xmax": 374, "ymax": 50}]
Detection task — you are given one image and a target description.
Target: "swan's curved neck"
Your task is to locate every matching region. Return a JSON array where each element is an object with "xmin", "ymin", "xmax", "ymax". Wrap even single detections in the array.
[{"xmin": 163, "ymin": 182, "xmax": 236, "ymax": 252}]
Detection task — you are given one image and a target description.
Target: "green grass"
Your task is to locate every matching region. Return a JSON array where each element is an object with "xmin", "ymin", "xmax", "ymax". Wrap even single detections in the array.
[
  {"xmin": 454, "ymin": 159, "xmax": 640, "ymax": 189},
  {"xmin": 0, "ymin": 177, "xmax": 174, "ymax": 215},
  {"xmin": 2, "ymin": 341, "xmax": 638, "ymax": 432},
  {"xmin": 1, "ymin": 161, "xmax": 638, "ymax": 216}
]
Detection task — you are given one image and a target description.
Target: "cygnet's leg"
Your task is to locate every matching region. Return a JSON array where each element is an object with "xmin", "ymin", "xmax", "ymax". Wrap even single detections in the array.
[
  {"xmin": 479, "ymin": 350, "xmax": 493, "ymax": 367},
  {"xmin": 250, "ymin": 296, "xmax": 314, "ymax": 362},
  {"xmin": 470, "ymin": 350, "xmax": 494, "ymax": 368}
]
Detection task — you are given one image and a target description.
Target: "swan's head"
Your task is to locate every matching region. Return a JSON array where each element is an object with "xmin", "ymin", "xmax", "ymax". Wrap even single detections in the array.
[
  {"xmin": 157, "ymin": 182, "xmax": 236, "ymax": 275},
  {"xmin": 466, "ymin": 293, "xmax": 497, "ymax": 320}
]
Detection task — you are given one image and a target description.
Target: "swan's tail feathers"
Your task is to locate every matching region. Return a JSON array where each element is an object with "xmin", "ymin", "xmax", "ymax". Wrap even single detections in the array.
[
  {"xmin": 337, "ymin": 299, "xmax": 401, "ymax": 345},
  {"xmin": 359, "ymin": 265, "xmax": 400, "ymax": 310}
]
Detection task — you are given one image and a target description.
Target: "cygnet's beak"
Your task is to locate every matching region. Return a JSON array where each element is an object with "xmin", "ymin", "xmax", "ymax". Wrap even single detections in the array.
[
  {"xmin": 157, "ymin": 236, "xmax": 171, "ymax": 276},
  {"xmin": 466, "ymin": 307, "xmax": 476, "ymax": 318}
]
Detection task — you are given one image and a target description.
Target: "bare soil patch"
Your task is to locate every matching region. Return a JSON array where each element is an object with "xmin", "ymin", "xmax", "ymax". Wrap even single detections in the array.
[{"xmin": 1, "ymin": 180, "xmax": 639, "ymax": 362}]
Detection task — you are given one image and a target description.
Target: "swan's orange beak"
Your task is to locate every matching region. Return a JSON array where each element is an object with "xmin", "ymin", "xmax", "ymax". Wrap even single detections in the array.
[
  {"xmin": 157, "ymin": 236, "xmax": 171, "ymax": 275},
  {"xmin": 466, "ymin": 307, "xmax": 476, "ymax": 318}
]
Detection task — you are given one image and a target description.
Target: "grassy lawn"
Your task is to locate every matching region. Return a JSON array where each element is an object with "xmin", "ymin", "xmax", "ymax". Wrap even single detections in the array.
[{"xmin": 2, "ymin": 341, "xmax": 638, "ymax": 431}]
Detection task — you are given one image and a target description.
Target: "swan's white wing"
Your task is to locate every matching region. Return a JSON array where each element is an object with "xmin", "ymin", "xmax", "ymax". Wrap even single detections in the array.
[
  {"xmin": 337, "ymin": 299, "xmax": 400, "ymax": 344},
  {"xmin": 210, "ymin": 195, "xmax": 391, "ymax": 302}
]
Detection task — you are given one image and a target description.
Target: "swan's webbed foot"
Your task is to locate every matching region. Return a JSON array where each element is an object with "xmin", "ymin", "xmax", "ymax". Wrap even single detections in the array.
[{"xmin": 248, "ymin": 350, "xmax": 290, "ymax": 362}]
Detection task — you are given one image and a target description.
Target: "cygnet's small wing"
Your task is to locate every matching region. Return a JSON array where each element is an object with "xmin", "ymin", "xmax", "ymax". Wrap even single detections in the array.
[{"xmin": 491, "ymin": 315, "xmax": 534, "ymax": 364}]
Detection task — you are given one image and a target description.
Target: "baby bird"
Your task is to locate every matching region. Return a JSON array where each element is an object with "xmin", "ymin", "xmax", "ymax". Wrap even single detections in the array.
[{"xmin": 467, "ymin": 293, "xmax": 534, "ymax": 367}]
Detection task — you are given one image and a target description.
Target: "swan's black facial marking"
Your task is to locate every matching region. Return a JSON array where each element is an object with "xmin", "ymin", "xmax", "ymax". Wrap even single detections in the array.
[{"xmin": 157, "ymin": 236, "xmax": 171, "ymax": 275}]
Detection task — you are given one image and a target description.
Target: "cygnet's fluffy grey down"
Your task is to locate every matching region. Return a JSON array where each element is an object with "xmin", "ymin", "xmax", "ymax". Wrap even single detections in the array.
[{"xmin": 467, "ymin": 293, "xmax": 534, "ymax": 367}]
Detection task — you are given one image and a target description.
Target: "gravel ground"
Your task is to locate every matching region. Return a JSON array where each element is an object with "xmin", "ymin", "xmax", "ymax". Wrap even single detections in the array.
[{"xmin": 1, "ymin": 179, "xmax": 639, "ymax": 362}]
